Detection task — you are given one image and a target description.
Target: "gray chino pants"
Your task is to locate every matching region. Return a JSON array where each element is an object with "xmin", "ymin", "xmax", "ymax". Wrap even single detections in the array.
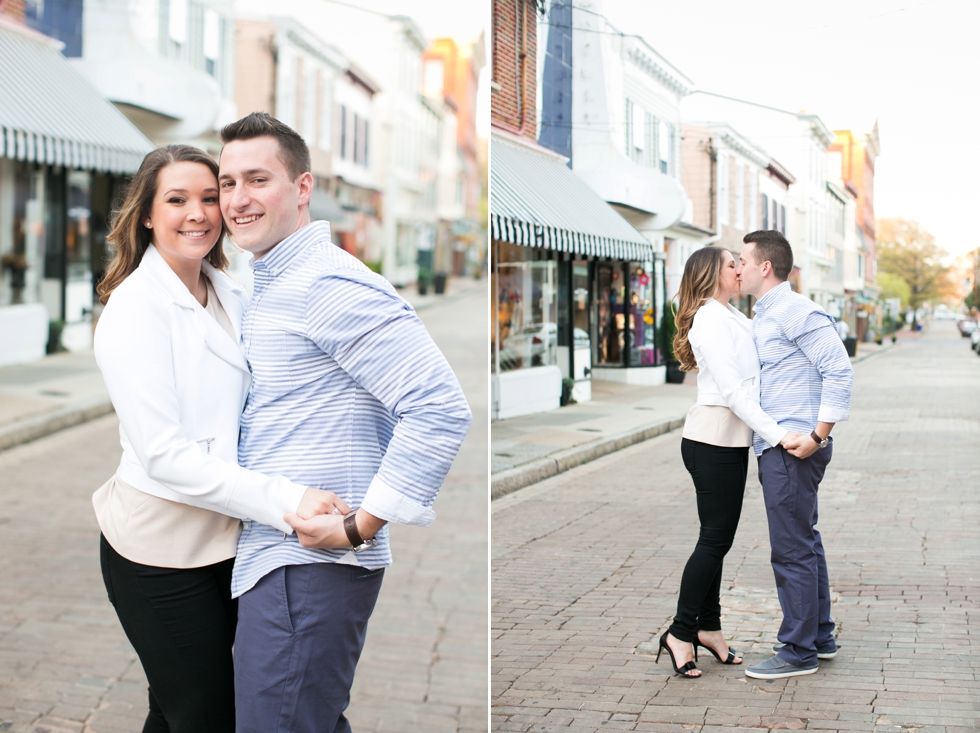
[
  {"xmin": 757, "ymin": 442, "xmax": 836, "ymax": 668},
  {"xmin": 234, "ymin": 562, "xmax": 384, "ymax": 733}
]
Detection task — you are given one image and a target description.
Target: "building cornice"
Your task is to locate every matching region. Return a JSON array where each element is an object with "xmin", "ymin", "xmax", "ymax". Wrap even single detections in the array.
[
  {"xmin": 799, "ymin": 114, "xmax": 835, "ymax": 147},
  {"xmin": 767, "ymin": 158, "xmax": 795, "ymax": 187},
  {"xmin": 717, "ymin": 129, "xmax": 769, "ymax": 169},
  {"xmin": 624, "ymin": 42, "xmax": 693, "ymax": 97}
]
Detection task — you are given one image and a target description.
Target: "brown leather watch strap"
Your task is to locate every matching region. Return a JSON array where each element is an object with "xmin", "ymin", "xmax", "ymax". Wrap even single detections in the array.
[
  {"xmin": 810, "ymin": 431, "xmax": 825, "ymax": 447},
  {"xmin": 343, "ymin": 512, "xmax": 364, "ymax": 548}
]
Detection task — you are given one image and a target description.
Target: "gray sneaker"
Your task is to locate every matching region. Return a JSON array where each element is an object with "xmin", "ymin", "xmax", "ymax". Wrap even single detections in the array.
[
  {"xmin": 772, "ymin": 642, "xmax": 838, "ymax": 660},
  {"xmin": 745, "ymin": 655, "xmax": 818, "ymax": 679}
]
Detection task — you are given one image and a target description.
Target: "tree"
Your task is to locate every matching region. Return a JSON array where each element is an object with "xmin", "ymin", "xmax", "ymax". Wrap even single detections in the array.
[
  {"xmin": 876, "ymin": 271, "xmax": 911, "ymax": 308},
  {"xmin": 876, "ymin": 218, "xmax": 953, "ymax": 322}
]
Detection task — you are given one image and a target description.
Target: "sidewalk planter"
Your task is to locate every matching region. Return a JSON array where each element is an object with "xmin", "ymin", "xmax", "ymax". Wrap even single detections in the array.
[
  {"xmin": 666, "ymin": 360, "xmax": 686, "ymax": 384},
  {"xmin": 433, "ymin": 272, "xmax": 448, "ymax": 295},
  {"xmin": 492, "ymin": 366, "xmax": 562, "ymax": 420},
  {"xmin": 0, "ymin": 303, "xmax": 49, "ymax": 368},
  {"xmin": 843, "ymin": 337, "xmax": 858, "ymax": 358}
]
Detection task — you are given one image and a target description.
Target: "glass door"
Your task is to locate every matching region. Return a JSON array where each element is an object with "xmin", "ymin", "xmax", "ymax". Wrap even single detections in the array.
[{"xmin": 593, "ymin": 262, "xmax": 625, "ymax": 367}]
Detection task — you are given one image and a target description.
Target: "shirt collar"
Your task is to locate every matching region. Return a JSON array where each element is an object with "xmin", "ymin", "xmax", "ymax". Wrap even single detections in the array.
[
  {"xmin": 249, "ymin": 221, "xmax": 331, "ymax": 277},
  {"xmin": 752, "ymin": 280, "xmax": 792, "ymax": 315}
]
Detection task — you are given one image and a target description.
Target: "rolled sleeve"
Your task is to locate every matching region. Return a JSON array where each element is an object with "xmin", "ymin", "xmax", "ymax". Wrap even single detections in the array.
[
  {"xmin": 361, "ymin": 474, "xmax": 436, "ymax": 526},
  {"xmin": 307, "ymin": 270, "xmax": 471, "ymax": 524},
  {"xmin": 794, "ymin": 316, "xmax": 854, "ymax": 424}
]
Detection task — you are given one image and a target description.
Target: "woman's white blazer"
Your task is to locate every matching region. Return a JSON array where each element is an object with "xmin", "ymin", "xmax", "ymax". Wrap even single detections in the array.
[
  {"xmin": 93, "ymin": 244, "xmax": 306, "ymax": 533},
  {"xmin": 687, "ymin": 299, "xmax": 787, "ymax": 448}
]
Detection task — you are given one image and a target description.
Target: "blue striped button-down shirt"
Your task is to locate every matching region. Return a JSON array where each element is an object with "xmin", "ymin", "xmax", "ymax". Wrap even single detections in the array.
[
  {"xmin": 231, "ymin": 222, "xmax": 472, "ymax": 598},
  {"xmin": 752, "ymin": 281, "xmax": 854, "ymax": 457}
]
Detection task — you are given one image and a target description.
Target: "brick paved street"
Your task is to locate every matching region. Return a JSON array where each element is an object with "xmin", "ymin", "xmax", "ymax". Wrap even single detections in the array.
[
  {"xmin": 0, "ymin": 283, "xmax": 488, "ymax": 733},
  {"xmin": 492, "ymin": 319, "xmax": 980, "ymax": 733}
]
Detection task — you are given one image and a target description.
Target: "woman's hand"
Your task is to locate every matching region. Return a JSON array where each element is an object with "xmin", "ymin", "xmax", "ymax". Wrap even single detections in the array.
[
  {"xmin": 295, "ymin": 488, "xmax": 350, "ymax": 520},
  {"xmin": 283, "ymin": 512, "xmax": 350, "ymax": 549}
]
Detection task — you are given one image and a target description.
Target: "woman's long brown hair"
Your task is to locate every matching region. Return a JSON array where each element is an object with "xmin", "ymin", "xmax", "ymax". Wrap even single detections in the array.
[
  {"xmin": 672, "ymin": 246, "xmax": 728, "ymax": 372},
  {"xmin": 97, "ymin": 145, "xmax": 228, "ymax": 305}
]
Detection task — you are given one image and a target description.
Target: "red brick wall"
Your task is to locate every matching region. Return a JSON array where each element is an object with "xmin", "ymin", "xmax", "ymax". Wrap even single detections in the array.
[
  {"xmin": 680, "ymin": 125, "xmax": 713, "ymax": 231},
  {"xmin": 0, "ymin": 0, "xmax": 26, "ymax": 22},
  {"xmin": 491, "ymin": 0, "xmax": 536, "ymax": 140}
]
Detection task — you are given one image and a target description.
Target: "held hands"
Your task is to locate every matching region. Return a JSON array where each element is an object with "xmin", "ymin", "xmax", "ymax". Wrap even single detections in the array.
[
  {"xmin": 781, "ymin": 431, "xmax": 818, "ymax": 459},
  {"xmin": 296, "ymin": 488, "xmax": 350, "ymax": 520},
  {"xmin": 284, "ymin": 507, "xmax": 388, "ymax": 550},
  {"xmin": 284, "ymin": 511, "xmax": 350, "ymax": 549}
]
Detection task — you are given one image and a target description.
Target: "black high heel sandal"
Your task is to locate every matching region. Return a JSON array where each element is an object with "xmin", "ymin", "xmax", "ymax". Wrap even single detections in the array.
[
  {"xmin": 656, "ymin": 632, "xmax": 701, "ymax": 677},
  {"xmin": 695, "ymin": 633, "xmax": 741, "ymax": 665}
]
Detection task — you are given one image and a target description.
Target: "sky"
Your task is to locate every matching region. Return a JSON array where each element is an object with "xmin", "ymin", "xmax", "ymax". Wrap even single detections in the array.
[
  {"xmin": 261, "ymin": 0, "xmax": 491, "ymax": 136},
  {"xmin": 591, "ymin": 0, "xmax": 980, "ymax": 256}
]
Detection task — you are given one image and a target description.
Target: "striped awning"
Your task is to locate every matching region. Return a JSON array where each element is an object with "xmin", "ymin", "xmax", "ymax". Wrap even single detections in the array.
[
  {"xmin": 0, "ymin": 23, "xmax": 153, "ymax": 174},
  {"xmin": 490, "ymin": 134, "xmax": 655, "ymax": 261}
]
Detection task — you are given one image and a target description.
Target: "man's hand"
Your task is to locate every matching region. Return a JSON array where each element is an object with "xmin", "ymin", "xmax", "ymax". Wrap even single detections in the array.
[
  {"xmin": 284, "ymin": 512, "xmax": 349, "ymax": 549},
  {"xmin": 296, "ymin": 488, "xmax": 350, "ymax": 520},
  {"xmin": 284, "ymin": 508, "xmax": 388, "ymax": 550},
  {"xmin": 784, "ymin": 432, "xmax": 819, "ymax": 459},
  {"xmin": 779, "ymin": 431, "xmax": 803, "ymax": 449}
]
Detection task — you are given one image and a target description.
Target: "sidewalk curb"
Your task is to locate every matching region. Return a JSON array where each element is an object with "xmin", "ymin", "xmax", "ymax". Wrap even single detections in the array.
[
  {"xmin": 491, "ymin": 415, "xmax": 687, "ymax": 500},
  {"xmin": 851, "ymin": 340, "xmax": 897, "ymax": 364},
  {"xmin": 405, "ymin": 279, "xmax": 486, "ymax": 313},
  {"xmin": 0, "ymin": 398, "xmax": 115, "ymax": 453}
]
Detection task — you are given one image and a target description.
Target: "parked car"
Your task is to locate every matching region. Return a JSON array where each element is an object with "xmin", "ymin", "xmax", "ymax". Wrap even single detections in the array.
[
  {"xmin": 499, "ymin": 322, "xmax": 558, "ymax": 369},
  {"xmin": 956, "ymin": 318, "xmax": 977, "ymax": 337},
  {"xmin": 971, "ymin": 327, "xmax": 980, "ymax": 353}
]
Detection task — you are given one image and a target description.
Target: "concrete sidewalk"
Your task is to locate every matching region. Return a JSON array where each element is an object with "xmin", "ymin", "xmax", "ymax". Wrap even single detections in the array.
[
  {"xmin": 0, "ymin": 274, "xmax": 486, "ymax": 454},
  {"xmin": 491, "ymin": 335, "xmax": 900, "ymax": 500},
  {"xmin": 0, "ymin": 351, "xmax": 112, "ymax": 453}
]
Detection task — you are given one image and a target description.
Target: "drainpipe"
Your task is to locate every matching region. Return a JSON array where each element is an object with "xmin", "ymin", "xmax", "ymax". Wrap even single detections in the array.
[
  {"xmin": 702, "ymin": 138, "xmax": 722, "ymax": 246},
  {"xmin": 492, "ymin": 0, "xmax": 529, "ymax": 136}
]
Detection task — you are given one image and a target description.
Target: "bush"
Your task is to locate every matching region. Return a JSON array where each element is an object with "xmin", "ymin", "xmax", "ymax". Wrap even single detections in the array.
[
  {"xmin": 661, "ymin": 305, "xmax": 677, "ymax": 363},
  {"xmin": 47, "ymin": 320, "xmax": 65, "ymax": 354}
]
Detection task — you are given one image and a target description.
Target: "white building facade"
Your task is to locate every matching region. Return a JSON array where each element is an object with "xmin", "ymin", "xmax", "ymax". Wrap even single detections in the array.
[
  {"xmin": 537, "ymin": 0, "xmax": 691, "ymax": 386},
  {"xmin": 72, "ymin": 0, "xmax": 238, "ymax": 151},
  {"xmin": 681, "ymin": 92, "xmax": 836, "ymax": 305}
]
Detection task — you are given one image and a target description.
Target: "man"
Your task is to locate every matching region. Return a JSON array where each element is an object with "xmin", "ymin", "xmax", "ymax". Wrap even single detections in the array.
[
  {"xmin": 736, "ymin": 230, "xmax": 854, "ymax": 680},
  {"xmin": 217, "ymin": 112, "xmax": 472, "ymax": 731}
]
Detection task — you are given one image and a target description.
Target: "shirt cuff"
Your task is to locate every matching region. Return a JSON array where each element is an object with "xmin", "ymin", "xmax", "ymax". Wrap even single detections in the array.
[
  {"xmin": 360, "ymin": 475, "xmax": 436, "ymax": 527},
  {"xmin": 760, "ymin": 426, "xmax": 788, "ymax": 449},
  {"xmin": 817, "ymin": 406, "xmax": 850, "ymax": 424}
]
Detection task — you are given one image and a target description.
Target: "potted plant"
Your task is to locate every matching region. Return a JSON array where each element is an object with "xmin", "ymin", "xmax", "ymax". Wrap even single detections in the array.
[
  {"xmin": 662, "ymin": 305, "xmax": 685, "ymax": 384},
  {"xmin": 560, "ymin": 377, "xmax": 576, "ymax": 406},
  {"xmin": 417, "ymin": 269, "xmax": 432, "ymax": 296},
  {"xmin": 2, "ymin": 252, "xmax": 28, "ymax": 304},
  {"xmin": 433, "ymin": 271, "xmax": 448, "ymax": 295}
]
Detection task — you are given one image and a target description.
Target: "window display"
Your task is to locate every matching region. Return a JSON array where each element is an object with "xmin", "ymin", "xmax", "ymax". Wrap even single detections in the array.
[{"xmin": 492, "ymin": 241, "xmax": 557, "ymax": 373}]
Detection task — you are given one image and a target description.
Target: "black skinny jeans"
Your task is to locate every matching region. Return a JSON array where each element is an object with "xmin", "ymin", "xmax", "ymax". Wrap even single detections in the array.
[
  {"xmin": 99, "ymin": 535, "xmax": 237, "ymax": 733},
  {"xmin": 668, "ymin": 439, "xmax": 749, "ymax": 643}
]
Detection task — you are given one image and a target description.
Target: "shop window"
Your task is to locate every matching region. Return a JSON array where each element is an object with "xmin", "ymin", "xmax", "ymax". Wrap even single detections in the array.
[
  {"xmin": 2, "ymin": 162, "xmax": 45, "ymax": 306},
  {"xmin": 594, "ymin": 262, "xmax": 623, "ymax": 366},
  {"xmin": 630, "ymin": 262, "xmax": 658, "ymax": 365},
  {"xmin": 492, "ymin": 241, "xmax": 558, "ymax": 373}
]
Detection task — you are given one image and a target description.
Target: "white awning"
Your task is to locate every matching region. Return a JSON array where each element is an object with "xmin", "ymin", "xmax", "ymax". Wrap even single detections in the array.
[
  {"xmin": 490, "ymin": 133, "xmax": 655, "ymax": 261},
  {"xmin": 0, "ymin": 22, "xmax": 153, "ymax": 174}
]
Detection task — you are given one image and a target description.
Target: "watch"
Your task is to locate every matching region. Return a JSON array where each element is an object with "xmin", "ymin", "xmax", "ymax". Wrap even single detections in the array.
[
  {"xmin": 343, "ymin": 511, "xmax": 378, "ymax": 553},
  {"xmin": 810, "ymin": 431, "xmax": 830, "ymax": 449}
]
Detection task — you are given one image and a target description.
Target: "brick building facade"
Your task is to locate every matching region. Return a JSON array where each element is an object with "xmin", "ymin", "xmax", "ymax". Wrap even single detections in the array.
[{"xmin": 491, "ymin": 0, "xmax": 537, "ymax": 140}]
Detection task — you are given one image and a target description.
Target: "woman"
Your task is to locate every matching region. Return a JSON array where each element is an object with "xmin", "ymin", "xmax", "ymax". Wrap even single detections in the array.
[
  {"xmin": 92, "ymin": 145, "xmax": 345, "ymax": 731},
  {"xmin": 656, "ymin": 246, "xmax": 797, "ymax": 678}
]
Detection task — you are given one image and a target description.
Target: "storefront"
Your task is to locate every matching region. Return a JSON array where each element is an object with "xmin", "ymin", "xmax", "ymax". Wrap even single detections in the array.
[
  {"xmin": 490, "ymin": 132, "xmax": 659, "ymax": 420},
  {"xmin": 0, "ymin": 20, "xmax": 152, "ymax": 366}
]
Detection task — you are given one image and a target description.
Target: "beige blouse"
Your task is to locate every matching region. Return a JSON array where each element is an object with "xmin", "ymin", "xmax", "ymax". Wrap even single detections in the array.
[
  {"xmin": 93, "ymin": 277, "xmax": 243, "ymax": 568},
  {"xmin": 682, "ymin": 404, "xmax": 753, "ymax": 448}
]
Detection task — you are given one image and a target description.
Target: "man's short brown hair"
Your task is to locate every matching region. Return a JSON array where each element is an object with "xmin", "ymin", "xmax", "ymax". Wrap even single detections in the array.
[
  {"xmin": 220, "ymin": 112, "xmax": 311, "ymax": 181},
  {"xmin": 743, "ymin": 230, "xmax": 793, "ymax": 281}
]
